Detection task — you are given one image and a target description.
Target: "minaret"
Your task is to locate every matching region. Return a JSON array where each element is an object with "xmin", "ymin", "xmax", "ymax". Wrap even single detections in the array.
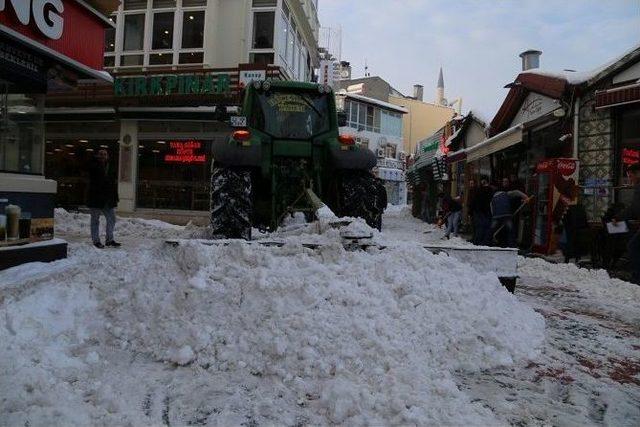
[{"xmin": 436, "ymin": 67, "xmax": 445, "ymax": 105}]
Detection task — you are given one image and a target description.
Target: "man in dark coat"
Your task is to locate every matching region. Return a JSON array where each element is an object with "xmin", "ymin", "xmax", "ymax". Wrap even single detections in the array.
[
  {"xmin": 88, "ymin": 149, "xmax": 120, "ymax": 248},
  {"xmin": 470, "ymin": 178, "xmax": 494, "ymax": 246},
  {"xmin": 614, "ymin": 163, "xmax": 640, "ymax": 284},
  {"xmin": 491, "ymin": 178, "xmax": 530, "ymax": 247}
]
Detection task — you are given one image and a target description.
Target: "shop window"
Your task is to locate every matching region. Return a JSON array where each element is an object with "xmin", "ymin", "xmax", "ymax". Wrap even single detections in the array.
[
  {"xmin": 152, "ymin": 12, "xmax": 174, "ymax": 50},
  {"xmin": 181, "ymin": 10, "xmax": 205, "ymax": 49},
  {"xmin": 250, "ymin": 52, "xmax": 274, "ymax": 66},
  {"xmin": 153, "ymin": 0, "xmax": 175, "ymax": 7},
  {"xmin": 123, "ymin": 14, "xmax": 145, "ymax": 51},
  {"xmin": 179, "ymin": 52, "xmax": 203, "ymax": 64},
  {"xmin": 104, "ymin": 56, "xmax": 116, "ymax": 67},
  {"xmin": 277, "ymin": 11, "xmax": 288, "ymax": 65},
  {"xmin": 253, "ymin": 0, "xmax": 276, "ymax": 6},
  {"xmin": 105, "ymin": 16, "xmax": 116, "ymax": 52},
  {"xmin": 121, "ymin": 54, "xmax": 144, "ymax": 66},
  {"xmin": 137, "ymin": 139, "xmax": 211, "ymax": 211},
  {"xmin": 0, "ymin": 90, "xmax": 45, "ymax": 175},
  {"xmin": 253, "ymin": 12, "xmax": 275, "ymax": 49},
  {"xmin": 149, "ymin": 53, "xmax": 173, "ymax": 65},
  {"xmin": 124, "ymin": 0, "xmax": 147, "ymax": 10},
  {"xmin": 44, "ymin": 138, "xmax": 119, "ymax": 209}
]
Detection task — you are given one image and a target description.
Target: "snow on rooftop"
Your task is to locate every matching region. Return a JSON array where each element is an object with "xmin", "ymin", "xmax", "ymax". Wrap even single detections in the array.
[{"xmin": 521, "ymin": 43, "xmax": 640, "ymax": 86}]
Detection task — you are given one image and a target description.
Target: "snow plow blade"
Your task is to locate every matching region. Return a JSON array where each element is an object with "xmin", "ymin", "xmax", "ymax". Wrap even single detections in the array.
[
  {"xmin": 423, "ymin": 245, "xmax": 519, "ymax": 292},
  {"xmin": 164, "ymin": 239, "xmax": 517, "ymax": 292}
]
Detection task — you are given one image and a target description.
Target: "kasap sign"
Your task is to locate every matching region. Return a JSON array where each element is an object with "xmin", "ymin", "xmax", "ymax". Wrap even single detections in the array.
[
  {"xmin": 239, "ymin": 70, "xmax": 266, "ymax": 87},
  {"xmin": 0, "ymin": 0, "xmax": 64, "ymax": 39}
]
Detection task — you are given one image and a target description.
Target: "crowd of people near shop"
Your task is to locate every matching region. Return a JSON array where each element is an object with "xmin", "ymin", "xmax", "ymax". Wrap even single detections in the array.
[
  {"xmin": 430, "ymin": 176, "xmax": 530, "ymax": 248},
  {"xmin": 412, "ymin": 163, "xmax": 640, "ymax": 285}
]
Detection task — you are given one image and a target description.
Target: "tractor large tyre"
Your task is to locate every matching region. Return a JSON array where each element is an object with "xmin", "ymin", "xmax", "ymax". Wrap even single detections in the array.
[
  {"xmin": 340, "ymin": 173, "xmax": 382, "ymax": 230},
  {"xmin": 210, "ymin": 167, "xmax": 252, "ymax": 240}
]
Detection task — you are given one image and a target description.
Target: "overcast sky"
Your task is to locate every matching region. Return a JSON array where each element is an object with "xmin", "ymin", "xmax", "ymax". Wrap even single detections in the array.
[{"xmin": 318, "ymin": 0, "xmax": 640, "ymax": 122}]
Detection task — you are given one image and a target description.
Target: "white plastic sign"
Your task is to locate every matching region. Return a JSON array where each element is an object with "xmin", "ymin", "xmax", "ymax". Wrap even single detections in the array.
[{"xmin": 230, "ymin": 116, "xmax": 247, "ymax": 127}]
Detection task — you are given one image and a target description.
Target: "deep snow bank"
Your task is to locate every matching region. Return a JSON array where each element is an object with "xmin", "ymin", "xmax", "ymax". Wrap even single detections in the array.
[
  {"xmin": 54, "ymin": 208, "xmax": 204, "ymax": 239},
  {"xmin": 1, "ymin": 211, "xmax": 545, "ymax": 426},
  {"xmin": 100, "ymin": 238, "xmax": 543, "ymax": 424}
]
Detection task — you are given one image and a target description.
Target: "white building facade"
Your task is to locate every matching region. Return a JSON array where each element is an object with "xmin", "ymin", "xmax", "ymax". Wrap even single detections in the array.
[
  {"xmin": 104, "ymin": 0, "xmax": 320, "ymax": 81},
  {"xmin": 42, "ymin": 0, "xmax": 323, "ymax": 221},
  {"xmin": 337, "ymin": 93, "xmax": 408, "ymax": 205}
]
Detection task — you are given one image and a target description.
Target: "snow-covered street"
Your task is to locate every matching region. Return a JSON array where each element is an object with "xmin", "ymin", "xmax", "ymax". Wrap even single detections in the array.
[{"xmin": 1, "ymin": 208, "xmax": 639, "ymax": 426}]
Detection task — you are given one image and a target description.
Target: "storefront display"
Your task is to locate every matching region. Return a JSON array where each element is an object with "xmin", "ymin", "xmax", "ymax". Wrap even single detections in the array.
[
  {"xmin": 1, "ymin": 0, "xmax": 117, "ymax": 268},
  {"xmin": 137, "ymin": 138, "xmax": 211, "ymax": 211},
  {"xmin": 532, "ymin": 158, "xmax": 580, "ymax": 254}
]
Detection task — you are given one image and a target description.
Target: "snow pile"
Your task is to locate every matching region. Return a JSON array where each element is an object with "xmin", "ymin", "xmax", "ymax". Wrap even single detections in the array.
[
  {"xmin": 518, "ymin": 257, "xmax": 640, "ymax": 319},
  {"xmin": 1, "ymin": 208, "xmax": 546, "ymax": 426},
  {"xmin": 54, "ymin": 208, "xmax": 205, "ymax": 239},
  {"xmin": 97, "ymin": 240, "xmax": 542, "ymax": 425}
]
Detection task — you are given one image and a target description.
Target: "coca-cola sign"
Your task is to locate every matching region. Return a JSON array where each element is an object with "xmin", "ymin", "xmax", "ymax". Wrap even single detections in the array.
[
  {"xmin": 0, "ymin": 0, "xmax": 64, "ymax": 39},
  {"xmin": 557, "ymin": 159, "xmax": 577, "ymax": 176}
]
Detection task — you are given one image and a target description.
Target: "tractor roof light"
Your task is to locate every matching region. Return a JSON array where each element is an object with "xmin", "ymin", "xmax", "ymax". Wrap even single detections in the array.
[
  {"xmin": 233, "ymin": 130, "xmax": 252, "ymax": 142},
  {"xmin": 253, "ymin": 80, "xmax": 262, "ymax": 90},
  {"xmin": 262, "ymin": 80, "xmax": 271, "ymax": 91},
  {"xmin": 318, "ymin": 84, "xmax": 325, "ymax": 94},
  {"xmin": 323, "ymin": 84, "xmax": 332, "ymax": 94},
  {"xmin": 338, "ymin": 134, "xmax": 356, "ymax": 145}
]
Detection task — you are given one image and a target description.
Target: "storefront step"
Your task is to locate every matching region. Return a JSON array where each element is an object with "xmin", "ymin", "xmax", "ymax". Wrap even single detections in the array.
[{"xmin": 0, "ymin": 238, "xmax": 68, "ymax": 271}]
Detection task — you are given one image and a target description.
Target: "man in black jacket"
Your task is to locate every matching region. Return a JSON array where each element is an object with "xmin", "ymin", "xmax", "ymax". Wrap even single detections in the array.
[
  {"xmin": 614, "ymin": 163, "xmax": 640, "ymax": 284},
  {"xmin": 88, "ymin": 149, "xmax": 120, "ymax": 248}
]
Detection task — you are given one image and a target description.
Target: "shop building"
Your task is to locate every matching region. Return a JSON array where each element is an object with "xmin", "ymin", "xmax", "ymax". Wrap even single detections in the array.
[
  {"xmin": 335, "ymin": 91, "xmax": 408, "ymax": 205},
  {"xmin": 468, "ymin": 45, "xmax": 640, "ymax": 253},
  {"xmin": 338, "ymin": 73, "xmax": 456, "ymax": 156},
  {"xmin": 406, "ymin": 112, "xmax": 487, "ymax": 222},
  {"xmin": 42, "ymin": 0, "xmax": 321, "ymax": 222},
  {"xmin": 1, "ymin": 0, "xmax": 117, "ymax": 268}
]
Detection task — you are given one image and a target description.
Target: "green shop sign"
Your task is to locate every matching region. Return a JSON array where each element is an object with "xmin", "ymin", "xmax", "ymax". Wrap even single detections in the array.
[{"xmin": 114, "ymin": 73, "xmax": 232, "ymax": 97}]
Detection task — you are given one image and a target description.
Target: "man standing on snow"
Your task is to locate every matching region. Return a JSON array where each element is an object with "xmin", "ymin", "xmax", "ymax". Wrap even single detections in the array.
[
  {"xmin": 88, "ymin": 149, "xmax": 121, "ymax": 248},
  {"xmin": 613, "ymin": 163, "xmax": 640, "ymax": 284},
  {"xmin": 491, "ymin": 178, "xmax": 530, "ymax": 247}
]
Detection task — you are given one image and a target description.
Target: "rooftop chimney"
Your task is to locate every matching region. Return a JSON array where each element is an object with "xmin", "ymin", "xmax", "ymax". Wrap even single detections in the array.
[
  {"xmin": 413, "ymin": 84, "xmax": 424, "ymax": 101},
  {"xmin": 519, "ymin": 50, "xmax": 542, "ymax": 71}
]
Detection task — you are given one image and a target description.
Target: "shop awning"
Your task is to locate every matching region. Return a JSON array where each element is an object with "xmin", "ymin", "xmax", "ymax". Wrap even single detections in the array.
[
  {"xmin": 466, "ymin": 124, "xmax": 523, "ymax": 162},
  {"xmin": 595, "ymin": 83, "xmax": 640, "ymax": 109}
]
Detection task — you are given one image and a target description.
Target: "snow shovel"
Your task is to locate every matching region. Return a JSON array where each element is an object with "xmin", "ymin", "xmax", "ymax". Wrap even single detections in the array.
[{"xmin": 492, "ymin": 196, "xmax": 534, "ymax": 243}]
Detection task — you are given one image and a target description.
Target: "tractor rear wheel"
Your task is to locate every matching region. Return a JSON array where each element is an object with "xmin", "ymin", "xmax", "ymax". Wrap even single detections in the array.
[
  {"xmin": 210, "ymin": 167, "xmax": 252, "ymax": 240},
  {"xmin": 340, "ymin": 172, "xmax": 382, "ymax": 230}
]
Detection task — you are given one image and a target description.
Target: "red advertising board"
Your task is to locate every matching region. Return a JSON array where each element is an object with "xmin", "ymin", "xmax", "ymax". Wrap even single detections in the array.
[
  {"xmin": 0, "ymin": 0, "xmax": 108, "ymax": 71},
  {"xmin": 164, "ymin": 141, "xmax": 206, "ymax": 164}
]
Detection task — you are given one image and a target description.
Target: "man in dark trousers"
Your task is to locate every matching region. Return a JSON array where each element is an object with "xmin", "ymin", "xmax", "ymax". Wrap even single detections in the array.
[
  {"xmin": 470, "ymin": 178, "xmax": 494, "ymax": 246},
  {"xmin": 614, "ymin": 163, "xmax": 640, "ymax": 284},
  {"xmin": 491, "ymin": 178, "xmax": 530, "ymax": 247},
  {"xmin": 88, "ymin": 149, "xmax": 120, "ymax": 248}
]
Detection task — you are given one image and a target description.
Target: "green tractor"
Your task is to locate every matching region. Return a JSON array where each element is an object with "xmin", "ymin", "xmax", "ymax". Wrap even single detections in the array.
[{"xmin": 210, "ymin": 80, "xmax": 385, "ymax": 240}]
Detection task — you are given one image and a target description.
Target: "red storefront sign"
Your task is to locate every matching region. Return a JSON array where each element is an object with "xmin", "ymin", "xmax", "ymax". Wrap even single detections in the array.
[
  {"xmin": 622, "ymin": 148, "xmax": 640, "ymax": 165},
  {"xmin": 164, "ymin": 141, "xmax": 206, "ymax": 164},
  {"xmin": 0, "ymin": 0, "xmax": 108, "ymax": 71}
]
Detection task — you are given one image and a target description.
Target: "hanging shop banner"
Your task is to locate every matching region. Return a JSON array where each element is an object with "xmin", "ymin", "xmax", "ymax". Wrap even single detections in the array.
[
  {"xmin": 164, "ymin": 140, "xmax": 206, "ymax": 164},
  {"xmin": 0, "ymin": 0, "xmax": 109, "ymax": 71}
]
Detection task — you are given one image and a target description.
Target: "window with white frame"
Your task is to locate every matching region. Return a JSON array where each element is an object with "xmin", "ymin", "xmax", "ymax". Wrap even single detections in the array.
[
  {"xmin": 249, "ymin": 0, "xmax": 276, "ymax": 67},
  {"xmin": 104, "ymin": 0, "xmax": 206, "ymax": 69}
]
